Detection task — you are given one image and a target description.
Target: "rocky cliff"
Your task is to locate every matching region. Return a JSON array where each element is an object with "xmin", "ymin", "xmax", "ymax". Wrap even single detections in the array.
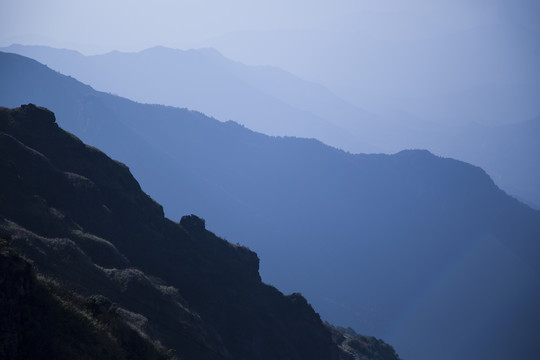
[{"xmin": 0, "ymin": 104, "xmax": 399, "ymax": 360}]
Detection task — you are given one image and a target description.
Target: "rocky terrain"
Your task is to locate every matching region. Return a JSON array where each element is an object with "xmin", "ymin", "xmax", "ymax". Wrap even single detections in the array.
[{"xmin": 0, "ymin": 104, "xmax": 400, "ymax": 360}]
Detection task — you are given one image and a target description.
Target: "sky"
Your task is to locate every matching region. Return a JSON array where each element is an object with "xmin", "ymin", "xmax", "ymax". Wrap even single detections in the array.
[
  {"xmin": 2, "ymin": 0, "xmax": 539, "ymax": 124},
  {"xmin": 2, "ymin": 0, "xmax": 538, "ymax": 54}
]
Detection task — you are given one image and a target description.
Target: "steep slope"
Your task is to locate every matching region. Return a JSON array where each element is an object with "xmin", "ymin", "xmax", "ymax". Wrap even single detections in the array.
[
  {"xmin": 0, "ymin": 104, "xmax": 398, "ymax": 359},
  {"xmin": 1, "ymin": 53, "xmax": 540, "ymax": 360},
  {"xmin": 443, "ymin": 117, "xmax": 540, "ymax": 209},
  {"xmin": 0, "ymin": 237, "xmax": 169, "ymax": 360}
]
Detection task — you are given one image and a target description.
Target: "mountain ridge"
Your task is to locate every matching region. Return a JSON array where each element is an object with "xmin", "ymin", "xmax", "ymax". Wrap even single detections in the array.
[
  {"xmin": 1, "ymin": 52, "xmax": 540, "ymax": 360},
  {"xmin": 1, "ymin": 44, "xmax": 378, "ymax": 153},
  {"xmin": 1, "ymin": 104, "xmax": 402, "ymax": 359},
  {"xmin": 3, "ymin": 43, "xmax": 539, "ymax": 208}
]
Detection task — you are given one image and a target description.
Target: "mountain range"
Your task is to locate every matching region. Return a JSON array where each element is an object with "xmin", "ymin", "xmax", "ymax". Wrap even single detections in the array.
[
  {"xmin": 3, "ymin": 43, "xmax": 539, "ymax": 208},
  {"xmin": 0, "ymin": 104, "xmax": 400, "ymax": 359},
  {"xmin": 1, "ymin": 51, "xmax": 540, "ymax": 360}
]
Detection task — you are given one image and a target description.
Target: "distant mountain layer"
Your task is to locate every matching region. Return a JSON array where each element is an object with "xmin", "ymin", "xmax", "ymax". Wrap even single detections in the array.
[
  {"xmin": 0, "ymin": 44, "xmax": 380, "ymax": 153},
  {"xmin": 1, "ymin": 52, "xmax": 540, "ymax": 360},
  {"xmin": 3, "ymin": 43, "xmax": 539, "ymax": 208},
  {"xmin": 0, "ymin": 104, "xmax": 399, "ymax": 360}
]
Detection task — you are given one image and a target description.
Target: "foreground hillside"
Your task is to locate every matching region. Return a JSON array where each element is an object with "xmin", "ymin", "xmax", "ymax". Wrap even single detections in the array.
[
  {"xmin": 0, "ymin": 105, "xmax": 399, "ymax": 359},
  {"xmin": 1, "ymin": 52, "xmax": 540, "ymax": 360}
]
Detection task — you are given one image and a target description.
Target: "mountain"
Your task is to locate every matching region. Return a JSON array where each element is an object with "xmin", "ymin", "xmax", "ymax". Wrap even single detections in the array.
[
  {"xmin": 3, "ymin": 44, "xmax": 539, "ymax": 209},
  {"xmin": 0, "ymin": 236, "xmax": 171, "ymax": 360},
  {"xmin": 0, "ymin": 104, "xmax": 400, "ymax": 360},
  {"xmin": 1, "ymin": 52, "xmax": 540, "ymax": 360},
  {"xmin": 197, "ymin": 14, "xmax": 540, "ymax": 127},
  {"xmin": 0, "ymin": 44, "xmax": 380, "ymax": 154},
  {"xmin": 438, "ymin": 117, "xmax": 540, "ymax": 209}
]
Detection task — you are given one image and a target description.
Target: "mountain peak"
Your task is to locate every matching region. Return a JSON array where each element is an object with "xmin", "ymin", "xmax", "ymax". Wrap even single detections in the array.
[{"xmin": 18, "ymin": 103, "xmax": 56, "ymax": 123}]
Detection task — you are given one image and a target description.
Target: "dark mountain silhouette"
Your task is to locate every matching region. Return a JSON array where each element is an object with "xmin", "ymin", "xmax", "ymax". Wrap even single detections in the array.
[
  {"xmin": 1, "ymin": 52, "xmax": 540, "ymax": 360},
  {"xmin": 0, "ymin": 104, "xmax": 399, "ymax": 360},
  {"xmin": 3, "ymin": 44, "xmax": 540, "ymax": 207}
]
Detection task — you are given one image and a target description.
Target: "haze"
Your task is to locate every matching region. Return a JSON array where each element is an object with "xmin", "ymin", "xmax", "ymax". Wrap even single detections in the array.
[
  {"xmin": 3, "ymin": 1, "xmax": 539, "ymax": 128},
  {"xmin": 2, "ymin": 1, "xmax": 540, "ymax": 359}
]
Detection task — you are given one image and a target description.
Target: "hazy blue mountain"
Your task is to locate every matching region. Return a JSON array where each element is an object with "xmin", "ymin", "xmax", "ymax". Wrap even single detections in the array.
[
  {"xmin": 1, "ymin": 52, "xmax": 540, "ymax": 360},
  {"xmin": 200, "ymin": 17, "xmax": 540, "ymax": 127},
  {"xmin": 3, "ymin": 43, "xmax": 539, "ymax": 209},
  {"xmin": 0, "ymin": 44, "xmax": 380, "ymax": 154},
  {"xmin": 440, "ymin": 117, "xmax": 540, "ymax": 209}
]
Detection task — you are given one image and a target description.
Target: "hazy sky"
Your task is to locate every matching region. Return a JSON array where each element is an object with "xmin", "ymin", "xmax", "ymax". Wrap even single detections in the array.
[
  {"xmin": 2, "ymin": 0, "xmax": 539, "ymax": 124},
  {"xmin": 3, "ymin": 0, "xmax": 537, "ymax": 55}
]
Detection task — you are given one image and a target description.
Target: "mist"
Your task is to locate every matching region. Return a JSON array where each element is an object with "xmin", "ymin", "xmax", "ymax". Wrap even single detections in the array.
[{"xmin": 3, "ymin": 0, "xmax": 539, "ymax": 124}]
